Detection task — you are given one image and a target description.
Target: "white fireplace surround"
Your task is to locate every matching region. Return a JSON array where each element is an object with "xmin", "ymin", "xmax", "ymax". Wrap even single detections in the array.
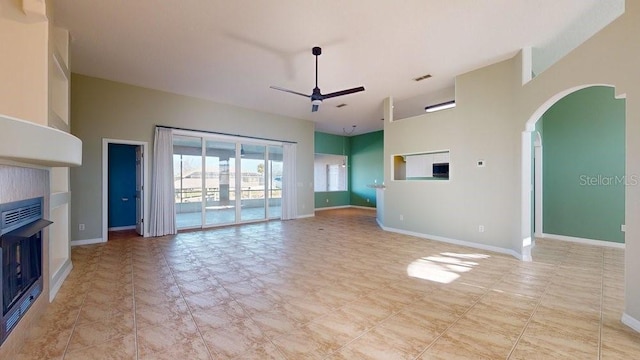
[{"xmin": 0, "ymin": 114, "xmax": 81, "ymax": 167}]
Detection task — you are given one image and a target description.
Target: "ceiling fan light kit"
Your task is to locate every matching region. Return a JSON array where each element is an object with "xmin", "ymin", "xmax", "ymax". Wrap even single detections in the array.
[{"xmin": 270, "ymin": 47, "xmax": 365, "ymax": 112}]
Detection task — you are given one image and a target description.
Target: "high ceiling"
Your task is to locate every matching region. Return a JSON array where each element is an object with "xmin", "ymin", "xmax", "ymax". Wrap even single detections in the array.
[{"xmin": 53, "ymin": 0, "xmax": 622, "ymax": 136}]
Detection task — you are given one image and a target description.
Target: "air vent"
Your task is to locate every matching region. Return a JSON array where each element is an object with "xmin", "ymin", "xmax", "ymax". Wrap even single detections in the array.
[
  {"xmin": 1, "ymin": 198, "xmax": 42, "ymax": 234},
  {"xmin": 336, "ymin": 103, "xmax": 347, "ymax": 108},
  {"xmin": 414, "ymin": 74, "xmax": 432, "ymax": 82}
]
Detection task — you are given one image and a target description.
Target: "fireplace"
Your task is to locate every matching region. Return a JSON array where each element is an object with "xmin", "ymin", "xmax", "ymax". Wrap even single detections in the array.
[{"xmin": 0, "ymin": 197, "xmax": 51, "ymax": 345}]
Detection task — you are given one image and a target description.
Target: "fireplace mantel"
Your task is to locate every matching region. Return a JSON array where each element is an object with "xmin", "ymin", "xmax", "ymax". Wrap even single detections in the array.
[{"xmin": 0, "ymin": 114, "xmax": 81, "ymax": 167}]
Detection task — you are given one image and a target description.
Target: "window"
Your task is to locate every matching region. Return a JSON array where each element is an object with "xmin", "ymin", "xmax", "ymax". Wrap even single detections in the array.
[{"xmin": 314, "ymin": 154, "xmax": 347, "ymax": 191}]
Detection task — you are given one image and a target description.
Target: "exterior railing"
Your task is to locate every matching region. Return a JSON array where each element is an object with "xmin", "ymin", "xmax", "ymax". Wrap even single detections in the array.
[{"xmin": 175, "ymin": 187, "xmax": 282, "ymax": 203}]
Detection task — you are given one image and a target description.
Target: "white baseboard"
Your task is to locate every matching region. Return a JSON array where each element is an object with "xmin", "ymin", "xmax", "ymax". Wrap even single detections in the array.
[
  {"xmin": 622, "ymin": 313, "xmax": 640, "ymax": 333},
  {"xmin": 315, "ymin": 205, "xmax": 351, "ymax": 211},
  {"xmin": 380, "ymin": 224, "xmax": 523, "ymax": 260},
  {"xmin": 49, "ymin": 259, "xmax": 72, "ymax": 302},
  {"xmin": 70, "ymin": 238, "xmax": 105, "ymax": 246},
  {"xmin": 541, "ymin": 233, "xmax": 625, "ymax": 249},
  {"xmin": 108, "ymin": 225, "xmax": 136, "ymax": 231},
  {"xmin": 350, "ymin": 205, "xmax": 376, "ymax": 211},
  {"xmin": 296, "ymin": 213, "xmax": 315, "ymax": 219}
]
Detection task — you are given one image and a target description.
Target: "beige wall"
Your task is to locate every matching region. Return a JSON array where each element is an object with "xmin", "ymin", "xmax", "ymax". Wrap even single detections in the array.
[
  {"xmin": 70, "ymin": 74, "xmax": 315, "ymax": 241},
  {"xmin": 384, "ymin": 1, "xmax": 640, "ymax": 327},
  {"xmin": 384, "ymin": 56, "xmax": 521, "ymax": 255},
  {"xmin": 0, "ymin": 0, "xmax": 48, "ymax": 124},
  {"xmin": 517, "ymin": 1, "xmax": 640, "ymax": 327}
]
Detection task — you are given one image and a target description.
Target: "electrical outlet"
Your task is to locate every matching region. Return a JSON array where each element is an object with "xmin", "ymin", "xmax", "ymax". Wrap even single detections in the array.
[
  {"xmin": 400, "ymin": 215, "xmax": 404, "ymax": 221},
  {"xmin": 79, "ymin": 224, "xmax": 85, "ymax": 231},
  {"xmin": 478, "ymin": 225, "xmax": 485, "ymax": 233},
  {"xmin": 326, "ymin": 199, "xmax": 329, "ymax": 203},
  {"xmin": 621, "ymin": 224, "xmax": 626, "ymax": 232},
  {"xmin": 366, "ymin": 198, "xmax": 370, "ymax": 203}
]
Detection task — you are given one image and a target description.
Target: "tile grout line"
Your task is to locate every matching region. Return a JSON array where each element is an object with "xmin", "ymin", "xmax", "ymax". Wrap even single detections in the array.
[
  {"xmin": 160, "ymin": 241, "xmax": 219, "ymax": 360},
  {"xmin": 59, "ymin": 246, "xmax": 103, "ymax": 360},
  {"xmin": 130, "ymin": 243, "xmax": 139, "ymax": 360},
  {"xmin": 504, "ymin": 262, "xmax": 559, "ymax": 359},
  {"xmin": 598, "ymin": 249, "xmax": 605, "ymax": 360},
  {"xmin": 318, "ymin": 282, "xmax": 414, "ymax": 359},
  {"xmin": 412, "ymin": 273, "xmax": 512, "ymax": 360}
]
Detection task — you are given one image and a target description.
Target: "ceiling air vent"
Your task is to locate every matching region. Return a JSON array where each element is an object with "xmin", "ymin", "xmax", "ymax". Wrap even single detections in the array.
[
  {"xmin": 414, "ymin": 74, "xmax": 432, "ymax": 82},
  {"xmin": 336, "ymin": 103, "xmax": 347, "ymax": 108}
]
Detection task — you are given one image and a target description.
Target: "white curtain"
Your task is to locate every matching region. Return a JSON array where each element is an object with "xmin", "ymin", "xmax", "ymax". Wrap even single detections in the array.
[
  {"xmin": 149, "ymin": 127, "xmax": 177, "ymax": 236},
  {"xmin": 281, "ymin": 143, "xmax": 298, "ymax": 220}
]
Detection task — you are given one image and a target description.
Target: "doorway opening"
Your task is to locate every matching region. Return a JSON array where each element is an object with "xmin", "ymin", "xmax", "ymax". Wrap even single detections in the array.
[
  {"xmin": 102, "ymin": 139, "xmax": 150, "ymax": 241},
  {"xmin": 521, "ymin": 84, "xmax": 625, "ymax": 259}
]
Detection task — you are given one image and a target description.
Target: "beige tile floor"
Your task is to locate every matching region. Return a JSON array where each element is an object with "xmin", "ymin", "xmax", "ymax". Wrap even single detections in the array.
[{"xmin": 12, "ymin": 208, "xmax": 640, "ymax": 359}]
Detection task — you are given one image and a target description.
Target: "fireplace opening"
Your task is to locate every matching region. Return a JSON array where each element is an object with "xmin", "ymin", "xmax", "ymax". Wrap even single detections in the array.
[{"xmin": 0, "ymin": 197, "xmax": 51, "ymax": 345}]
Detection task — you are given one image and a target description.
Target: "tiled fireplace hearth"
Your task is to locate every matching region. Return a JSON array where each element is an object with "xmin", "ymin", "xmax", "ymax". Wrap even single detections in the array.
[
  {"xmin": 0, "ymin": 196, "xmax": 52, "ymax": 345},
  {"xmin": 0, "ymin": 166, "xmax": 50, "ymax": 356}
]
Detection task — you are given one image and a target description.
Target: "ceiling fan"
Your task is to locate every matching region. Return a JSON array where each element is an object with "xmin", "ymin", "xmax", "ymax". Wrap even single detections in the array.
[{"xmin": 270, "ymin": 47, "xmax": 365, "ymax": 112}]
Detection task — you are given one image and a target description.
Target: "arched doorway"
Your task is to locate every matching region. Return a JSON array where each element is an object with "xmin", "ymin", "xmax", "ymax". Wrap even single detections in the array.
[{"xmin": 520, "ymin": 84, "xmax": 625, "ymax": 259}]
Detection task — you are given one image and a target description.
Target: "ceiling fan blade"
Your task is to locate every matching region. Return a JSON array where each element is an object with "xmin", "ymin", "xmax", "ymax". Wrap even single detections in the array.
[
  {"xmin": 322, "ymin": 86, "xmax": 365, "ymax": 100},
  {"xmin": 312, "ymin": 104, "xmax": 319, "ymax": 112},
  {"xmin": 270, "ymin": 86, "xmax": 310, "ymax": 98}
]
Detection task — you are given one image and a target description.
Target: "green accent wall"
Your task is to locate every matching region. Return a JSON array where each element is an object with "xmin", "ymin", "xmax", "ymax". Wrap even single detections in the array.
[
  {"xmin": 350, "ymin": 131, "xmax": 384, "ymax": 207},
  {"xmin": 542, "ymin": 86, "xmax": 625, "ymax": 243},
  {"xmin": 314, "ymin": 132, "xmax": 350, "ymax": 208},
  {"xmin": 314, "ymin": 130, "xmax": 384, "ymax": 209},
  {"xmin": 315, "ymin": 132, "xmax": 349, "ymax": 155}
]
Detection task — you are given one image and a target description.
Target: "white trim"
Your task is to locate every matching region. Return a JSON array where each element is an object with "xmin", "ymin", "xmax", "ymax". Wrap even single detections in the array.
[
  {"xmin": 541, "ymin": 233, "xmax": 625, "ymax": 249},
  {"xmin": 534, "ymin": 131, "xmax": 543, "ymax": 236},
  {"xmin": 380, "ymin": 224, "xmax": 523, "ymax": 260},
  {"xmin": 71, "ymin": 238, "xmax": 105, "ymax": 246},
  {"xmin": 315, "ymin": 205, "xmax": 351, "ymax": 211},
  {"xmin": 350, "ymin": 206, "xmax": 376, "ymax": 211},
  {"xmin": 49, "ymin": 259, "xmax": 72, "ymax": 302},
  {"xmin": 102, "ymin": 139, "xmax": 150, "ymax": 241},
  {"xmin": 296, "ymin": 214, "xmax": 315, "ymax": 219},
  {"xmin": 622, "ymin": 313, "xmax": 640, "ymax": 333},
  {"xmin": 108, "ymin": 225, "xmax": 136, "ymax": 231}
]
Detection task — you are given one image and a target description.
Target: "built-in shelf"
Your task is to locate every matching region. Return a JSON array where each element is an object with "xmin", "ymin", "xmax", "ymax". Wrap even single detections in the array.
[
  {"xmin": 50, "ymin": 191, "xmax": 70, "ymax": 209},
  {"xmin": 52, "ymin": 47, "xmax": 69, "ymax": 81},
  {"xmin": 48, "ymin": 110, "xmax": 69, "ymax": 133},
  {"xmin": 47, "ymin": 26, "xmax": 73, "ymax": 303}
]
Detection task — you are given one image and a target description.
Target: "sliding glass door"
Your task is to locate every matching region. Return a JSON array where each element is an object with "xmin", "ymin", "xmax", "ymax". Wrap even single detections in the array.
[
  {"xmin": 174, "ymin": 134, "xmax": 283, "ymax": 230},
  {"xmin": 173, "ymin": 136, "xmax": 203, "ymax": 229},
  {"xmin": 239, "ymin": 144, "xmax": 266, "ymax": 222},
  {"xmin": 268, "ymin": 146, "xmax": 283, "ymax": 219},
  {"xmin": 204, "ymin": 139, "xmax": 236, "ymax": 226}
]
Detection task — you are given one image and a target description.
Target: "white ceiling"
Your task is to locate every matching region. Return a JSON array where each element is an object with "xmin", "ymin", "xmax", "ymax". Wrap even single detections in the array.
[{"xmin": 53, "ymin": 0, "xmax": 619, "ymax": 136}]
